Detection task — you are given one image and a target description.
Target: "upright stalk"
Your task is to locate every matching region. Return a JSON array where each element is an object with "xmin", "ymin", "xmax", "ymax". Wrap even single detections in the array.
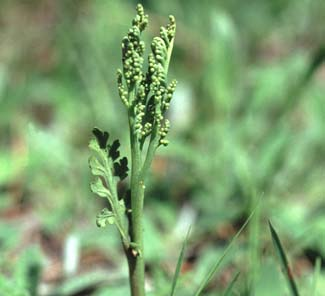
[
  {"xmin": 89, "ymin": 5, "xmax": 177, "ymax": 296},
  {"xmin": 128, "ymin": 129, "xmax": 145, "ymax": 296}
]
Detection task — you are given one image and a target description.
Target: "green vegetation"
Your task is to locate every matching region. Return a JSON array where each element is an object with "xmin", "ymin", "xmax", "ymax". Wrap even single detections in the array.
[
  {"xmin": 269, "ymin": 221, "xmax": 300, "ymax": 296},
  {"xmin": 1, "ymin": 0, "xmax": 325, "ymax": 295},
  {"xmin": 89, "ymin": 5, "xmax": 177, "ymax": 295}
]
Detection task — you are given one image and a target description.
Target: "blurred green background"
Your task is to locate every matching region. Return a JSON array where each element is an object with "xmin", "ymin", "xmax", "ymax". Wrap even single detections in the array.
[{"xmin": 1, "ymin": 0, "xmax": 325, "ymax": 295}]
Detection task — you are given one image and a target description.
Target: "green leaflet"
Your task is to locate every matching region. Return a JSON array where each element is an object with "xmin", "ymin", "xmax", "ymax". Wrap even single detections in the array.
[
  {"xmin": 90, "ymin": 178, "xmax": 111, "ymax": 199},
  {"xmin": 114, "ymin": 157, "xmax": 128, "ymax": 180},
  {"xmin": 109, "ymin": 139, "xmax": 121, "ymax": 161},
  {"xmin": 89, "ymin": 138, "xmax": 101, "ymax": 153},
  {"xmin": 96, "ymin": 208, "xmax": 115, "ymax": 228},
  {"xmin": 92, "ymin": 127, "xmax": 109, "ymax": 149},
  {"xmin": 89, "ymin": 128, "xmax": 129, "ymax": 182},
  {"xmin": 89, "ymin": 155, "xmax": 106, "ymax": 177}
]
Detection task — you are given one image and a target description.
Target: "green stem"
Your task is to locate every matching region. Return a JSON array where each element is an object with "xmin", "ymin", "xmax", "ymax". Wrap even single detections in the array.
[
  {"xmin": 126, "ymin": 119, "xmax": 159, "ymax": 296},
  {"xmin": 127, "ymin": 112, "xmax": 146, "ymax": 296}
]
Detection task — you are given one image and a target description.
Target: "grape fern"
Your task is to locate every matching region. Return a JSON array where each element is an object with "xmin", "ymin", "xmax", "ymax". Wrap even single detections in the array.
[{"xmin": 88, "ymin": 4, "xmax": 176, "ymax": 296}]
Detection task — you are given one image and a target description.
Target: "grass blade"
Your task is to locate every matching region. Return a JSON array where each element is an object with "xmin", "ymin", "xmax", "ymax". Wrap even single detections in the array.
[
  {"xmin": 311, "ymin": 257, "xmax": 321, "ymax": 296},
  {"xmin": 223, "ymin": 271, "xmax": 240, "ymax": 296},
  {"xmin": 170, "ymin": 226, "xmax": 192, "ymax": 296},
  {"xmin": 268, "ymin": 221, "xmax": 300, "ymax": 296},
  {"xmin": 193, "ymin": 208, "xmax": 257, "ymax": 296}
]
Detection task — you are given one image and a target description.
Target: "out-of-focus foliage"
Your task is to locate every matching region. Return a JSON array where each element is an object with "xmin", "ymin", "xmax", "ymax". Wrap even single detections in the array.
[{"xmin": 0, "ymin": 0, "xmax": 325, "ymax": 295}]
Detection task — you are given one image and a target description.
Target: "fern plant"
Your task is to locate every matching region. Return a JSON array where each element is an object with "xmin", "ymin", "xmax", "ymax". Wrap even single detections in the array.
[{"xmin": 88, "ymin": 4, "xmax": 177, "ymax": 296}]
